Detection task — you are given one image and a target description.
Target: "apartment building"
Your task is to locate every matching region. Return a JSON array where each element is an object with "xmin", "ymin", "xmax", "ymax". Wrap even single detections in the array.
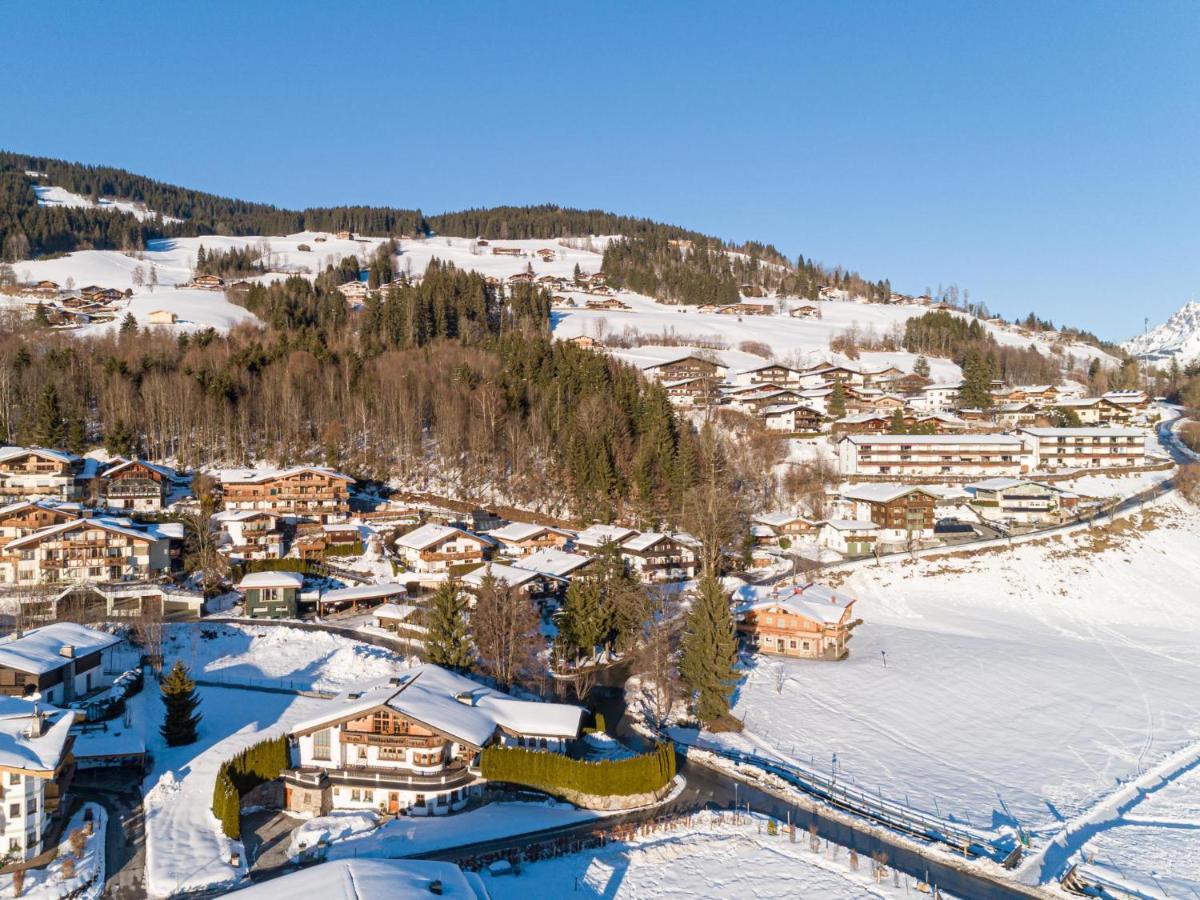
[
  {"xmin": 1019, "ymin": 428, "xmax": 1146, "ymax": 471},
  {"xmin": 0, "ymin": 518, "xmax": 169, "ymax": 586},
  {"xmin": 0, "ymin": 448, "xmax": 87, "ymax": 501},
  {"xmin": 219, "ymin": 466, "xmax": 354, "ymax": 522},
  {"xmin": 837, "ymin": 434, "xmax": 1026, "ymax": 477},
  {"xmin": 0, "ymin": 698, "xmax": 76, "ymax": 859}
]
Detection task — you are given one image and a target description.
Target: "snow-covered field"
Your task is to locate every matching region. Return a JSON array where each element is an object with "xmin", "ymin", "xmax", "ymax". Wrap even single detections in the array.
[
  {"xmin": 34, "ymin": 183, "xmax": 182, "ymax": 223},
  {"xmin": 701, "ymin": 496, "xmax": 1200, "ymax": 890},
  {"xmin": 484, "ymin": 810, "xmax": 920, "ymax": 899}
]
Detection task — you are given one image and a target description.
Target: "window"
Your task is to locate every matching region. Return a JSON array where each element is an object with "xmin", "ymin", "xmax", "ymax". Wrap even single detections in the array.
[
  {"xmin": 25, "ymin": 799, "xmax": 35, "ymax": 815},
  {"xmin": 8, "ymin": 803, "xmax": 18, "ymax": 818},
  {"xmin": 415, "ymin": 793, "xmax": 426, "ymax": 807},
  {"xmin": 363, "ymin": 790, "xmax": 373, "ymax": 803},
  {"xmin": 351, "ymin": 789, "xmax": 361, "ymax": 802},
  {"xmin": 7, "ymin": 839, "xmax": 18, "ymax": 852},
  {"xmin": 312, "ymin": 729, "xmax": 331, "ymax": 761},
  {"xmin": 8, "ymin": 773, "xmax": 19, "ymax": 785}
]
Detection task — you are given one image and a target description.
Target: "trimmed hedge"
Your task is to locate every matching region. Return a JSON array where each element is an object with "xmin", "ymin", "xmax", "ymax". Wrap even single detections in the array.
[
  {"xmin": 211, "ymin": 735, "xmax": 291, "ymax": 839},
  {"xmin": 481, "ymin": 742, "xmax": 675, "ymax": 798},
  {"xmin": 230, "ymin": 558, "xmax": 315, "ymax": 580},
  {"xmin": 323, "ymin": 540, "xmax": 364, "ymax": 557}
]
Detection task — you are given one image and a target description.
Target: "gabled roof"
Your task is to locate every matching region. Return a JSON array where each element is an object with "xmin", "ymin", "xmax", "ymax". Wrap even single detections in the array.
[
  {"xmin": 219, "ymin": 465, "xmax": 354, "ymax": 484},
  {"xmin": 101, "ymin": 458, "xmax": 176, "ymax": 480},
  {"xmin": 512, "ymin": 548, "xmax": 592, "ymax": 578},
  {"xmin": 574, "ymin": 524, "xmax": 638, "ymax": 547},
  {"xmin": 5, "ymin": 516, "xmax": 158, "ymax": 550},
  {"xmin": 1019, "ymin": 427, "xmax": 1144, "ymax": 438},
  {"xmin": 237, "ymin": 571, "xmax": 304, "ymax": 590},
  {"xmin": 841, "ymin": 484, "xmax": 938, "ymax": 504},
  {"xmin": 396, "ymin": 523, "xmax": 493, "ymax": 551},
  {"xmin": 320, "ymin": 582, "xmax": 406, "ymax": 604},
  {"xmin": 620, "ymin": 531, "xmax": 683, "ymax": 553},
  {"xmin": 820, "ymin": 519, "xmax": 879, "ymax": 531},
  {"xmin": 741, "ymin": 583, "xmax": 856, "ymax": 626},
  {"xmin": 291, "ymin": 665, "xmax": 584, "ymax": 747},
  {"xmin": 0, "ymin": 699, "xmax": 75, "ymax": 775},
  {"xmin": 0, "ymin": 499, "xmax": 79, "ymax": 520},
  {"xmin": 461, "ymin": 563, "xmax": 559, "ymax": 590},
  {"xmin": 487, "ymin": 521, "xmax": 571, "ymax": 543},
  {"xmin": 753, "ymin": 512, "xmax": 814, "ymax": 528},
  {"xmin": 0, "ymin": 446, "xmax": 78, "ymax": 465},
  {"xmin": 225, "ymin": 858, "xmax": 481, "ymax": 900},
  {"xmin": 0, "ymin": 623, "xmax": 121, "ymax": 676}
]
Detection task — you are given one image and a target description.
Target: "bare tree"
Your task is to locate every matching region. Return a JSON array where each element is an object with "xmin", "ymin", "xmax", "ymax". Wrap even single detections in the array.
[
  {"xmin": 470, "ymin": 572, "xmax": 544, "ymax": 690},
  {"xmin": 632, "ymin": 590, "xmax": 680, "ymax": 729},
  {"xmin": 681, "ymin": 424, "xmax": 749, "ymax": 576}
]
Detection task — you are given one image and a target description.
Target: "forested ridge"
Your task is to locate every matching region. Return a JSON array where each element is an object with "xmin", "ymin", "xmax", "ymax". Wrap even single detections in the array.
[{"xmin": 0, "ymin": 256, "xmax": 698, "ymax": 523}]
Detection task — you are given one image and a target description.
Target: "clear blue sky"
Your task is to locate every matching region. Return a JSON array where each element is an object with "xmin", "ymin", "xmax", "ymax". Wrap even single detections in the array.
[{"xmin": 3, "ymin": 1, "xmax": 1197, "ymax": 341}]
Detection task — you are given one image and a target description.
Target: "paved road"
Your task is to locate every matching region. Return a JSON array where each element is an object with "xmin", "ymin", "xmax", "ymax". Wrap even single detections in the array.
[{"xmin": 73, "ymin": 770, "xmax": 146, "ymax": 900}]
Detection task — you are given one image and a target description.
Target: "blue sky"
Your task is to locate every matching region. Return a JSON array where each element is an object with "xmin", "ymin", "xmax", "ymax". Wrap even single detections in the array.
[{"xmin": 3, "ymin": 1, "xmax": 1197, "ymax": 340}]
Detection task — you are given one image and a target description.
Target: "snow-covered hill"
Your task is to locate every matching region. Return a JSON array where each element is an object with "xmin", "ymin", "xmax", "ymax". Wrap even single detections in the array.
[
  {"xmin": 34, "ymin": 183, "xmax": 183, "ymax": 223},
  {"xmin": 1123, "ymin": 300, "xmax": 1200, "ymax": 365}
]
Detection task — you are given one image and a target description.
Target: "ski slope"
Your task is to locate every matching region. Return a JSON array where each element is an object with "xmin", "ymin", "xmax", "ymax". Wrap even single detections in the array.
[{"xmin": 34, "ymin": 183, "xmax": 183, "ymax": 223}]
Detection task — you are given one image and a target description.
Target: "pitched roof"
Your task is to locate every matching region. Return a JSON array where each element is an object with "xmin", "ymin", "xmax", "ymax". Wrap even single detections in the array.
[
  {"xmin": 0, "ymin": 623, "xmax": 121, "ymax": 676},
  {"xmin": 320, "ymin": 583, "xmax": 406, "ymax": 604},
  {"xmin": 820, "ymin": 519, "xmax": 879, "ymax": 531},
  {"xmin": 487, "ymin": 522, "xmax": 571, "ymax": 543},
  {"xmin": 237, "ymin": 571, "xmax": 304, "ymax": 590},
  {"xmin": 741, "ymin": 583, "xmax": 856, "ymax": 626},
  {"xmin": 5, "ymin": 516, "xmax": 158, "ymax": 550},
  {"xmin": 461, "ymin": 563, "xmax": 556, "ymax": 590},
  {"xmin": 396, "ymin": 523, "xmax": 492, "ymax": 551},
  {"xmin": 101, "ymin": 458, "xmax": 176, "ymax": 480},
  {"xmin": 225, "ymin": 859, "xmax": 482, "ymax": 900},
  {"xmin": 574, "ymin": 524, "xmax": 638, "ymax": 547},
  {"xmin": 0, "ymin": 446, "xmax": 78, "ymax": 465},
  {"xmin": 1019, "ymin": 427, "xmax": 1144, "ymax": 438},
  {"xmin": 841, "ymin": 484, "xmax": 938, "ymax": 504},
  {"xmin": 0, "ymin": 699, "xmax": 75, "ymax": 774},
  {"xmin": 512, "ymin": 548, "xmax": 592, "ymax": 578},
  {"xmin": 218, "ymin": 465, "xmax": 354, "ymax": 484}
]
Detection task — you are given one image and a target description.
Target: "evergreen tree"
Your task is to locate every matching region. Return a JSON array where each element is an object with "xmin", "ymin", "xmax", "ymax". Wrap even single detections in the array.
[
  {"xmin": 958, "ymin": 349, "xmax": 993, "ymax": 409},
  {"xmin": 33, "ymin": 383, "xmax": 66, "ymax": 447},
  {"xmin": 423, "ymin": 580, "xmax": 473, "ymax": 670},
  {"xmin": 889, "ymin": 407, "xmax": 907, "ymax": 434},
  {"xmin": 160, "ymin": 660, "xmax": 202, "ymax": 746},
  {"xmin": 679, "ymin": 575, "xmax": 739, "ymax": 724},
  {"xmin": 105, "ymin": 418, "xmax": 137, "ymax": 459},
  {"xmin": 913, "ymin": 355, "xmax": 930, "ymax": 378},
  {"xmin": 32, "ymin": 302, "xmax": 49, "ymax": 327},
  {"xmin": 557, "ymin": 576, "xmax": 607, "ymax": 661},
  {"xmin": 828, "ymin": 380, "xmax": 846, "ymax": 419},
  {"xmin": 120, "ymin": 312, "xmax": 138, "ymax": 335}
]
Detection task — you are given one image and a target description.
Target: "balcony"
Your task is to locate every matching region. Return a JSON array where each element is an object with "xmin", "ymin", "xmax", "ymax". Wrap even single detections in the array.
[{"xmin": 341, "ymin": 732, "xmax": 445, "ymax": 749}]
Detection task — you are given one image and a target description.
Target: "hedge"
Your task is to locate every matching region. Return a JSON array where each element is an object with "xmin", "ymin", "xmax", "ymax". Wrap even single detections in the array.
[
  {"xmin": 211, "ymin": 735, "xmax": 291, "ymax": 839},
  {"xmin": 230, "ymin": 558, "xmax": 315, "ymax": 580},
  {"xmin": 480, "ymin": 742, "xmax": 675, "ymax": 798},
  {"xmin": 323, "ymin": 540, "xmax": 364, "ymax": 558}
]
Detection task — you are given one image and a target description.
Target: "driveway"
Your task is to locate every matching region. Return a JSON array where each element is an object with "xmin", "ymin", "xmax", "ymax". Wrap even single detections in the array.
[
  {"xmin": 72, "ymin": 769, "xmax": 146, "ymax": 900},
  {"xmin": 243, "ymin": 808, "xmax": 306, "ymax": 883}
]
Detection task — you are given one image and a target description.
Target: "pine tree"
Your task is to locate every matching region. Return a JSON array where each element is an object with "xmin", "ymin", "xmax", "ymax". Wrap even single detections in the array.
[
  {"xmin": 423, "ymin": 580, "xmax": 473, "ymax": 670},
  {"xmin": 913, "ymin": 355, "xmax": 930, "ymax": 378},
  {"xmin": 33, "ymin": 302, "xmax": 49, "ymax": 326},
  {"xmin": 889, "ymin": 407, "xmax": 906, "ymax": 434},
  {"xmin": 120, "ymin": 312, "xmax": 138, "ymax": 335},
  {"xmin": 33, "ymin": 383, "xmax": 66, "ymax": 447},
  {"xmin": 557, "ymin": 577, "xmax": 607, "ymax": 661},
  {"xmin": 160, "ymin": 660, "xmax": 202, "ymax": 746},
  {"xmin": 958, "ymin": 349, "xmax": 993, "ymax": 409},
  {"xmin": 679, "ymin": 574, "xmax": 739, "ymax": 724},
  {"xmin": 828, "ymin": 380, "xmax": 846, "ymax": 419}
]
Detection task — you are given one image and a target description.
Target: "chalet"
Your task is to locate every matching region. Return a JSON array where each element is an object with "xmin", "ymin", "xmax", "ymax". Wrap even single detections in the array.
[
  {"xmin": 761, "ymin": 403, "xmax": 824, "ymax": 433},
  {"xmin": 460, "ymin": 563, "xmax": 567, "ymax": 605},
  {"xmin": 814, "ymin": 364, "xmax": 866, "ymax": 387},
  {"xmin": 219, "ymin": 466, "xmax": 354, "ymax": 522},
  {"xmin": 817, "ymin": 520, "xmax": 879, "ymax": 557},
  {"xmin": 29, "ymin": 280, "xmax": 59, "ymax": 295},
  {"xmin": 0, "ymin": 501, "xmax": 84, "ymax": 549},
  {"xmin": 790, "ymin": 304, "xmax": 819, "ymax": 318},
  {"xmin": 643, "ymin": 355, "xmax": 729, "ymax": 382},
  {"xmin": 1053, "ymin": 397, "xmax": 1135, "ymax": 426},
  {"xmin": 1018, "ymin": 428, "xmax": 1146, "ymax": 471},
  {"xmin": 214, "ymin": 510, "xmax": 285, "ymax": 560},
  {"xmin": 994, "ymin": 402, "xmax": 1042, "ymax": 427},
  {"xmin": 79, "ymin": 286, "xmax": 123, "ymax": 304},
  {"xmin": 993, "ymin": 384, "xmax": 1060, "ymax": 408},
  {"xmin": 573, "ymin": 524, "xmax": 638, "ymax": 553},
  {"xmin": 237, "ymin": 571, "xmax": 304, "ymax": 619},
  {"xmin": 834, "ymin": 410, "xmax": 970, "ymax": 435},
  {"xmin": 717, "ymin": 303, "xmax": 773, "ymax": 316},
  {"xmin": 753, "ymin": 512, "xmax": 818, "ymax": 537},
  {"xmin": 736, "ymin": 583, "xmax": 857, "ymax": 660},
  {"xmin": 729, "ymin": 388, "xmax": 805, "ymax": 415},
  {"xmin": 914, "ymin": 382, "xmax": 964, "ymax": 413},
  {"xmin": 0, "ymin": 622, "xmax": 120, "ymax": 706},
  {"xmin": 663, "ymin": 376, "xmax": 718, "ymax": 407},
  {"xmin": 317, "ymin": 582, "xmax": 406, "ymax": 617},
  {"xmin": 697, "ymin": 304, "xmax": 723, "ymax": 314},
  {"xmin": 282, "ymin": 666, "xmax": 584, "ymax": 817},
  {"xmin": 42, "ymin": 582, "xmax": 203, "ymax": 623},
  {"xmin": 619, "ymin": 533, "xmax": 698, "ymax": 583},
  {"xmin": 100, "ymin": 458, "xmax": 176, "ymax": 511},
  {"xmin": 1101, "ymin": 390, "xmax": 1150, "ymax": 412},
  {"xmin": 836, "ymin": 434, "xmax": 1026, "ymax": 477},
  {"xmin": 731, "ymin": 363, "xmax": 806, "ymax": 388},
  {"xmin": 511, "ymin": 548, "xmax": 593, "ymax": 580},
  {"xmin": 584, "ymin": 298, "xmax": 630, "ymax": 311},
  {"xmin": 0, "ymin": 448, "xmax": 86, "ymax": 501},
  {"xmin": 839, "ymin": 485, "xmax": 937, "ymax": 541},
  {"xmin": 335, "ymin": 230, "xmax": 354, "ymax": 240},
  {"xmin": 536, "ymin": 248, "xmax": 556, "ymax": 261},
  {"xmin": 506, "ymin": 272, "xmax": 535, "ymax": 284},
  {"xmin": 967, "ymin": 478, "xmax": 1080, "ymax": 524},
  {"xmin": 490, "ymin": 246, "xmax": 523, "ymax": 256},
  {"xmin": 0, "ymin": 518, "xmax": 169, "ymax": 586},
  {"xmin": 845, "ymin": 391, "xmax": 908, "ymax": 414},
  {"xmin": 336, "ymin": 281, "xmax": 371, "ymax": 302},
  {"xmin": 487, "ymin": 522, "xmax": 572, "ymax": 559},
  {"xmin": 861, "ymin": 366, "xmax": 905, "ymax": 386},
  {"xmin": 565, "ymin": 335, "xmax": 598, "ymax": 351},
  {"xmin": 817, "ymin": 286, "xmax": 841, "ymax": 301},
  {"xmin": 0, "ymin": 697, "xmax": 76, "ymax": 859},
  {"xmin": 395, "ymin": 524, "xmax": 494, "ymax": 574},
  {"xmin": 190, "ymin": 274, "xmax": 225, "ymax": 290},
  {"xmin": 146, "ymin": 309, "xmax": 177, "ymax": 325},
  {"xmin": 292, "ymin": 523, "xmax": 361, "ymax": 560}
]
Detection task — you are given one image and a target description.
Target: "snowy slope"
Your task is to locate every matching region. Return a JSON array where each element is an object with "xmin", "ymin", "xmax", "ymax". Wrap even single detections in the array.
[
  {"xmin": 34, "ymin": 184, "xmax": 183, "ymax": 223},
  {"xmin": 701, "ymin": 496, "xmax": 1200, "ymax": 886},
  {"xmin": 1123, "ymin": 300, "xmax": 1200, "ymax": 364}
]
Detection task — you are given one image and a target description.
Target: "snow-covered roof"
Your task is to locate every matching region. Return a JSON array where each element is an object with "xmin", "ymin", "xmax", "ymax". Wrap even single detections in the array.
[
  {"xmin": 395, "ymin": 523, "xmax": 493, "ymax": 551},
  {"xmin": 0, "ymin": 623, "xmax": 120, "ymax": 676},
  {"xmin": 841, "ymin": 484, "xmax": 937, "ymax": 503},
  {"xmin": 461, "ymin": 563, "xmax": 560, "ymax": 589},
  {"xmin": 237, "ymin": 571, "xmax": 304, "ymax": 590},
  {"xmin": 0, "ymin": 446, "xmax": 78, "ymax": 465},
  {"xmin": 224, "ymin": 858, "xmax": 483, "ymax": 900},
  {"xmin": 320, "ymin": 583, "xmax": 406, "ymax": 604},
  {"xmin": 214, "ymin": 509, "xmax": 277, "ymax": 523},
  {"xmin": 512, "ymin": 548, "xmax": 593, "ymax": 578},
  {"xmin": 0, "ymin": 698, "xmax": 75, "ymax": 774},
  {"xmin": 574, "ymin": 524, "xmax": 638, "ymax": 547},
  {"xmin": 218, "ymin": 465, "xmax": 354, "ymax": 484},
  {"xmin": 754, "ymin": 512, "xmax": 813, "ymax": 528},
  {"xmin": 292, "ymin": 665, "xmax": 585, "ymax": 747},
  {"xmin": 820, "ymin": 519, "xmax": 879, "ymax": 532},
  {"xmin": 840, "ymin": 434, "xmax": 1023, "ymax": 445},
  {"xmin": 487, "ymin": 522, "xmax": 571, "ymax": 543},
  {"xmin": 6, "ymin": 516, "xmax": 161, "ymax": 550},
  {"xmin": 1020, "ymin": 427, "xmax": 1144, "ymax": 438},
  {"xmin": 742, "ymin": 583, "xmax": 856, "ymax": 626},
  {"xmin": 374, "ymin": 602, "xmax": 420, "ymax": 621},
  {"xmin": 0, "ymin": 499, "xmax": 78, "ymax": 518},
  {"xmin": 101, "ymin": 458, "xmax": 176, "ymax": 480},
  {"xmin": 750, "ymin": 524, "xmax": 776, "ymax": 537},
  {"xmin": 761, "ymin": 403, "xmax": 819, "ymax": 416},
  {"xmin": 621, "ymin": 532, "xmax": 681, "ymax": 552},
  {"xmin": 921, "ymin": 382, "xmax": 963, "ymax": 392}
]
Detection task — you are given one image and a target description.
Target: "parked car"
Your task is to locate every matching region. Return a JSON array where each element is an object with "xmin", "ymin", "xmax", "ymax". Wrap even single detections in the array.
[{"xmin": 934, "ymin": 517, "xmax": 975, "ymax": 534}]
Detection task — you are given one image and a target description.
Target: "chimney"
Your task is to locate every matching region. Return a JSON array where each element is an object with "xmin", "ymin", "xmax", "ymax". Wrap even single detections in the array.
[
  {"xmin": 26, "ymin": 704, "xmax": 44, "ymax": 739},
  {"xmin": 428, "ymin": 880, "xmax": 443, "ymax": 896},
  {"xmin": 59, "ymin": 644, "xmax": 75, "ymax": 659}
]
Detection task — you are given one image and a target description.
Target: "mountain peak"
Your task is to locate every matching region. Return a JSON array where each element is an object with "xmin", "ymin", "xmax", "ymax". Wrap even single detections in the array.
[{"xmin": 1123, "ymin": 299, "xmax": 1200, "ymax": 364}]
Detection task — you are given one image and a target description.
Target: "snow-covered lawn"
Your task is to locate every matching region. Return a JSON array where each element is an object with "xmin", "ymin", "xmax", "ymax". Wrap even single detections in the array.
[
  {"xmin": 162, "ymin": 622, "xmax": 405, "ymax": 692},
  {"xmin": 484, "ymin": 810, "xmax": 919, "ymax": 899},
  {"xmin": 0, "ymin": 803, "xmax": 107, "ymax": 900},
  {"xmin": 699, "ymin": 497, "xmax": 1200, "ymax": 890}
]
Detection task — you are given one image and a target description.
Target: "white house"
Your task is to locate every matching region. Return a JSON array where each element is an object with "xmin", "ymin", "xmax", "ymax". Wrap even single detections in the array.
[
  {"xmin": 395, "ymin": 524, "xmax": 494, "ymax": 574},
  {"xmin": 816, "ymin": 520, "xmax": 879, "ymax": 557},
  {"xmin": 913, "ymin": 383, "xmax": 964, "ymax": 413},
  {"xmin": 0, "ymin": 697, "xmax": 77, "ymax": 859},
  {"xmin": 967, "ymin": 478, "xmax": 1081, "ymax": 524}
]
